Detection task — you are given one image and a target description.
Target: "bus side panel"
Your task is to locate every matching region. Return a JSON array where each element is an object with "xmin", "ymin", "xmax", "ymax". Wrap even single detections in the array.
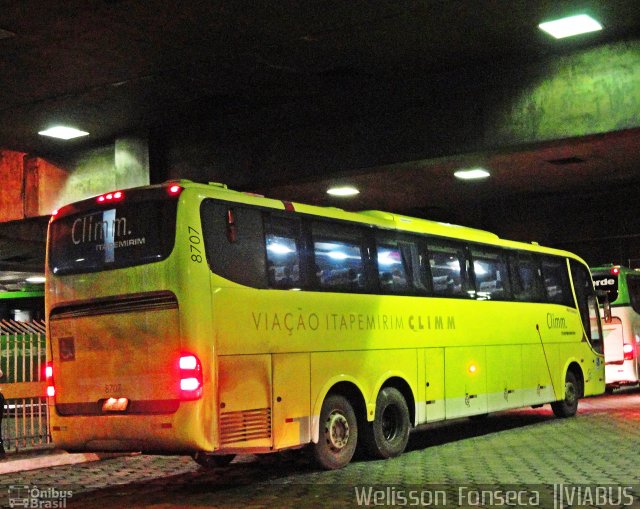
[
  {"xmin": 272, "ymin": 353, "xmax": 311, "ymax": 450},
  {"xmin": 217, "ymin": 354, "xmax": 273, "ymax": 451},
  {"xmin": 521, "ymin": 344, "xmax": 554, "ymax": 405},
  {"xmin": 555, "ymin": 343, "xmax": 604, "ymax": 397},
  {"xmin": 310, "ymin": 349, "xmax": 418, "ymax": 429},
  {"xmin": 423, "ymin": 348, "xmax": 445, "ymax": 423},
  {"xmin": 486, "ymin": 345, "xmax": 523, "ymax": 412},
  {"xmin": 444, "ymin": 346, "xmax": 487, "ymax": 419}
]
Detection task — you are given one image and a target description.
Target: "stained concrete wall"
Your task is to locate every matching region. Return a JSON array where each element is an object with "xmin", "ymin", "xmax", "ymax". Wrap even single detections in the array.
[
  {"xmin": 53, "ymin": 136, "xmax": 150, "ymax": 209},
  {"xmin": 0, "ymin": 150, "xmax": 25, "ymax": 222},
  {"xmin": 0, "ymin": 136, "xmax": 149, "ymax": 221},
  {"xmin": 156, "ymin": 40, "xmax": 640, "ymax": 189},
  {"xmin": 485, "ymin": 41, "xmax": 640, "ymax": 146}
]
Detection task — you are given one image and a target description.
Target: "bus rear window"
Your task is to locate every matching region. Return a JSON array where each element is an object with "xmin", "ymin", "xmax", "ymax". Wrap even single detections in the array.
[
  {"xmin": 592, "ymin": 272, "xmax": 619, "ymax": 303},
  {"xmin": 48, "ymin": 199, "xmax": 178, "ymax": 275}
]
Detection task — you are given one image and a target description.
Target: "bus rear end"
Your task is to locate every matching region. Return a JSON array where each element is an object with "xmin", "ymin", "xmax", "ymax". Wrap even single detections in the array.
[
  {"xmin": 592, "ymin": 266, "xmax": 640, "ymax": 388},
  {"xmin": 46, "ymin": 183, "xmax": 213, "ymax": 453}
]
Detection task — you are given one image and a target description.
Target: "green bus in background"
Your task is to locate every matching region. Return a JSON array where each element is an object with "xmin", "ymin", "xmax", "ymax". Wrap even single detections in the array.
[
  {"xmin": 0, "ymin": 285, "xmax": 45, "ymax": 322},
  {"xmin": 591, "ymin": 265, "xmax": 640, "ymax": 390},
  {"xmin": 0, "ymin": 285, "xmax": 45, "ymax": 384}
]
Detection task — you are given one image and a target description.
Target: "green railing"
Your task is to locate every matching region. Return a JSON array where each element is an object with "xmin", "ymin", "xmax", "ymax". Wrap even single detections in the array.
[{"xmin": 0, "ymin": 320, "xmax": 50, "ymax": 452}]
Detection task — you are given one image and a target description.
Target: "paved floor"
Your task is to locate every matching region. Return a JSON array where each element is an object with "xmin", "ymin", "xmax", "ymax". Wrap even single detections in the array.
[{"xmin": 0, "ymin": 389, "xmax": 639, "ymax": 508}]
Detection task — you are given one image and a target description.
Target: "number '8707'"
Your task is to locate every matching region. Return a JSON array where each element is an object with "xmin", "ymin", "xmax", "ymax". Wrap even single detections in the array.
[{"xmin": 188, "ymin": 226, "xmax": 203, "ymax": 263}]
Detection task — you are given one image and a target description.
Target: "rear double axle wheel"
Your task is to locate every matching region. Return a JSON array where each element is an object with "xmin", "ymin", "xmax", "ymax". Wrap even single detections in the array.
[
  {"xmin": 313, "ymin": 394, "xmax": 359, "ymax": 470},
  {"xmin": 362, "ymin": 387, "xmax": 410, "ymax": 459}
]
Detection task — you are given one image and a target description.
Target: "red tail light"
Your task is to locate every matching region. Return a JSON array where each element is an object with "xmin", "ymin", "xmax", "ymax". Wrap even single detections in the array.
[
  {"xmin": 623, "ymin": 343, "xmax": 634, "ymax": 361},
  {"xmin": 179, "ymin": 354, "xmax": 202, "ymax": 400},
  {"xmin": 96, "ymin": 191, "xmax": 125, "ymax": 204},
  {"xmin": 167, "ymin": 184, "xmax": 183, "ymax": 196},
  {"xmin": 45, "ymin": 362, "xmax": 55, "ymax": 398}
]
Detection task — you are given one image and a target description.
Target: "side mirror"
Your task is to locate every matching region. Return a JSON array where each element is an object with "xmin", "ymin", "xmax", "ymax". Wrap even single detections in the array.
[{"xmin": 596, "ymin": 290, "xmax": 612, "ymax": 323}]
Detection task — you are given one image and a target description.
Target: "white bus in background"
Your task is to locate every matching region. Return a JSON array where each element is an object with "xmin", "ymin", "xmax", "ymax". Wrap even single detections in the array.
[{"xmin": 591, "ymin": 265, "xmax": 640, "ymax": 391}]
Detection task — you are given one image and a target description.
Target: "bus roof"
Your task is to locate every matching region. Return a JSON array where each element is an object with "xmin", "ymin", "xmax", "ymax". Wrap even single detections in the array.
[
  {"xmin": 182, "ymin": 180, "xmax": 587, "ymax": 263},
  {"xmin": 591, "ymin": 265, "xmax": 640, "ymax": 275}
]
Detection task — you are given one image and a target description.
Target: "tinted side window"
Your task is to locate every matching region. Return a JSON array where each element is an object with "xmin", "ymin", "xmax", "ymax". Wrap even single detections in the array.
[
  {"xmin": 201, "ymin": 200, "xmax": 267, "ymax": 288},
  {"xmin": 376, "ymin": 234, "xmax": 429, "ymax": 295},
  {"xmin": 470, "ymin": 247, "xmax": 512, "ymax": 301},
  {"xmin": 426, "ymin": 240, "xmax": 471, "ymax": 298},
  {"xmin": 265, "ymin": 216, "xmax": 304, "ymax": 289},
  {"xmin": 508, "ymin": 253, "xmax": 544, "ymax": 302},
  {"xmin": 628, "ymin": 276, "xmax": 640, "ymax": 314},
  {"xmin": 311, "ymin": 222, "xmax": 367, "ymax": 292},
  {"xmin": 541, "ymin": 257, "xmax": 573, "ymax": 306}
]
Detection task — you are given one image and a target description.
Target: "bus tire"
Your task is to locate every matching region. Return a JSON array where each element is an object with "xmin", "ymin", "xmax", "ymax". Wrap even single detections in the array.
[
  {"xmin": 313, "ymin": 394, "xmax": 358, "ymax": 470},
  {"xmin": 551, "ymin": 371, "xmax": 579, "ymax": 418},
  {"xmin": 363, "ymin": 387, "xmax": 410, "ymax": 459},
  {"xmin": 192, "ymin": 452, "xmax": 235, "ymax": 468}
]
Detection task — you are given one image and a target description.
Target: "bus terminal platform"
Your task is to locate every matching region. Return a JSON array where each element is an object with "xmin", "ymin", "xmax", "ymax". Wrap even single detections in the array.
[{"xmin": 0, "ymin": 389, "xmax": 638, "ymax": 508}]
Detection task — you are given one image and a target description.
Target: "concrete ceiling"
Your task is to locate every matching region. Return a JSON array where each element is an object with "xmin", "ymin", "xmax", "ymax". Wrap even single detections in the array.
[{"xmin": 2, "ymin": 1, "xmax": 640, "ymax": 282}]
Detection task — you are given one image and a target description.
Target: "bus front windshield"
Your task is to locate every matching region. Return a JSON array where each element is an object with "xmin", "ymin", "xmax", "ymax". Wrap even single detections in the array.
[{"xmin": 49, "ymin": 196, "xmax": 178, "ymax": 276}]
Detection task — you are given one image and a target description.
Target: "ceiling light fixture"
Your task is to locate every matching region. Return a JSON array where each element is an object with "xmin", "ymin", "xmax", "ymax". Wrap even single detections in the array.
[
  {"xmin": 327, "ymin": 186, "xmax": 360, "ymax": 197},
  {"xmin": 538, "ymin": 14, "xmax": 602, "ymax": 39},
  {"xmin": 38, "ymin": 126, "xmax": 89, "ymax": 140},
  {"xmin": 26, "ymin": 276, "xmax": 46, "ymax": 283},
  {"xmin": 454, "ymin": 168, "xmax": 490, "ymax": 180}
]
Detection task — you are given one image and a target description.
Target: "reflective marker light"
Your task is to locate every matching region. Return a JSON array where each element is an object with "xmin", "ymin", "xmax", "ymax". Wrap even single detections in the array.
[
  {"xmin": 179, "ymin": 353, "xmax": 203, "ymax": 400},
  {"xmin": 539, "ymin": 14, "xmax": 602, "ymax": 39}
]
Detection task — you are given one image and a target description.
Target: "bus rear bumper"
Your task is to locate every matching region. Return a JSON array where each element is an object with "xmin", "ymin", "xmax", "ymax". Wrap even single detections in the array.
[
  {"xmin": 49, "ymin": 407, "xmax": 213, "ymax": 454},
  {"xmin": 605, "ymin": 361, "xmax": 639, "ymax": 387}
]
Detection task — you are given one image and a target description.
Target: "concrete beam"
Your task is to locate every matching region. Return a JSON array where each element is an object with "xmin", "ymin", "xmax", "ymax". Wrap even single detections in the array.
[{"xmin": 159, "ymin": 39, "xmax": 640, "ymax": 187}]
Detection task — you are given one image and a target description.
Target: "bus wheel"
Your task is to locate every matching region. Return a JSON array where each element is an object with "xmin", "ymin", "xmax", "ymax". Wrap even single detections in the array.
[
  {"xmin": 551, "ymin": 371, "xmax": 579, "ymax": 418},
  {"xmin": 192, "ymin": 452, "xmax": 235, "ymax": 468},
  {"xmin": 313, "ymin": 394, "xmax": 358, "ymax": 470},
  {"xmin": 363, "ymin": 387, "xmax": 410, "ymax": 459}
]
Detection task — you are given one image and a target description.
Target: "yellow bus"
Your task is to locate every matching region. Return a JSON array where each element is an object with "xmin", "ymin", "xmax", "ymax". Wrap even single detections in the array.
[{"xmin": 45, "ymin": 181, "xmax": 605, "ymax": 470}]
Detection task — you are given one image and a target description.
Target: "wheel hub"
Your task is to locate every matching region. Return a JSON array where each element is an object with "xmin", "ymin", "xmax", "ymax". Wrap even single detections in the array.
[{"xmin": 326, "ymin": 411, "xmax": 350, "ymax": 450}]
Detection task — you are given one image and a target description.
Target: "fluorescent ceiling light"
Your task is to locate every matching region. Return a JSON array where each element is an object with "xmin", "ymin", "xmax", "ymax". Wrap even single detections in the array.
[
  {"xmin": 327, "ymin": 186, "xmax": 360, "ymax": 197},
  {"xmin": 454, "ymin": 168, "xmax": 490, "ymax": 180},
  {"xmin": 26, "ymin": 276, "xmax": 46, "ymax": 283},
  {"xmin": 38, "ymin": 126, "xmax": 89, "ymax": 140},
  {"xmin": 539, "ymin": 14, "xmax": 602, "ymax": 39}
]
